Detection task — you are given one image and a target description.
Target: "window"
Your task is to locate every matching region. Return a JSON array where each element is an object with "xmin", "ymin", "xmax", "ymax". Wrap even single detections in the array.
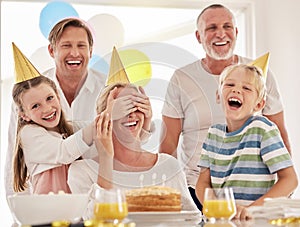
[{"xmin": 0, "ymin": 1, "xmax": 253, "ymax": 225}]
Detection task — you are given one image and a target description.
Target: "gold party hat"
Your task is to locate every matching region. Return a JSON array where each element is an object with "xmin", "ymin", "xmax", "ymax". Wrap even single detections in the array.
[
  {"xmin": 106, "ymin": 46, "xmax": 130, "ymax": 86},
  {"xmin": 12, "ymin": 42, "xmax": 41, "ymax": 83},
  {"xmin": 248, "ymin": 52, "xmax": 270, "ymax": 78}
]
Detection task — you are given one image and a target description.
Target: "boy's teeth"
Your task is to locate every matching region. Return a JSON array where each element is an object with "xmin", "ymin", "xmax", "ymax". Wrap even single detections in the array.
[{"xmin": 229, "ymin": 98, "xmax": 241, "ymax": 103}]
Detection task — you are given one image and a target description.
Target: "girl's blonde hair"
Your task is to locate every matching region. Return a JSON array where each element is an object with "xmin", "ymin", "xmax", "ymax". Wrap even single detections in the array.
[
  {"xmin": 12, "ymin": 75, "xmax": 73, "ymax": 192},
  {"xmin": 96, "ymin": 83, "xmax": 139, "ymax": 114},
  {"xmin": 219, "ymin": 64, "xmax": 267, "ymax": 102}
]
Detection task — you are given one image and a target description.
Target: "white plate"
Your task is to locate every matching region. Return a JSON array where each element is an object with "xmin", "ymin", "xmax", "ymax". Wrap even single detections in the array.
[{"xmin": 127, "ymin": 210, "xmax": 201, "ymax": 223}]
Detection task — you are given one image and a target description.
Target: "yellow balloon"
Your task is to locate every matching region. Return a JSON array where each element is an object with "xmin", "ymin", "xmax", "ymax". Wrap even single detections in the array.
[{"xmin": 119, "ymin": 49, "xmax": 152, "ymax": 87}]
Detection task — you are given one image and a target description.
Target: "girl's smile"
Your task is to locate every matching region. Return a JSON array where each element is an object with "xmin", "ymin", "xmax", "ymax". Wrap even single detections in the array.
[{"xmin": 21, "ymin": 83, "xmax": 62, "ymax": 131}]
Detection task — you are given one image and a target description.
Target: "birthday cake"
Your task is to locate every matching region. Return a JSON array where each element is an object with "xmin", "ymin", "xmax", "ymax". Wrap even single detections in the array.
[{"xmin": 125, "ymin": 185, "xmax": 181, "ymax": 212}]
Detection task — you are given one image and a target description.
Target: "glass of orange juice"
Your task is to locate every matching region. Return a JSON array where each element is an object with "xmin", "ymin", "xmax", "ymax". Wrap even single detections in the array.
[
  {"xmin": 93, "ymin": 188, "xmax": 128, "ymax": 224},
  {"xmin": 204, "ymin": 221, "xmax": 236, "ymax": 227},
  {"xmin": 203, "ymin": 187, "xmax": 236, "ymax": 222}
]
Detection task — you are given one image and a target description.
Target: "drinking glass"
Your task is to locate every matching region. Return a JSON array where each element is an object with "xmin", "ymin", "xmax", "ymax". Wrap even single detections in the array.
[
  {"xmin": 93, "ymin": 188, "xmax": 128, "ymax": 224},
  {"xmin": 203, "ymin": 187, "xmax": 236, "ymax": 222},
  {"xmin": 204, "ymin": 221, "xmax": 236, "ymax": 227}
]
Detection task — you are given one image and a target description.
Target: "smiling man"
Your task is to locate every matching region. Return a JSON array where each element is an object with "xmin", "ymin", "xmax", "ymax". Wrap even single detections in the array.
[{"xmin": 159, "ymin": 4, "xmax": 291, "ymax": 211}]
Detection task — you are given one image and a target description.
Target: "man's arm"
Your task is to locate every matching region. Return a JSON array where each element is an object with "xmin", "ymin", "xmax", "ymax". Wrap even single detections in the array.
[
  {"xmin": 264, "ymin": 111, "xmax": 291, "ymax": 154},
  {"xmin": 159, "ymin": 116, "xmax": 182, "ymax": 157}
]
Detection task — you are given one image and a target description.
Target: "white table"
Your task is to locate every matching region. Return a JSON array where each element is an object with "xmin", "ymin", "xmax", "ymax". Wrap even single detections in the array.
[{"xmin": 129, "ymin": 218, "xmax": 276, "ymax": 227}]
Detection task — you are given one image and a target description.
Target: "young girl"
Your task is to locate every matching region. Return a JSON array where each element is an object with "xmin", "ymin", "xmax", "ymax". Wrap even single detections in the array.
[{"xmin": 13, "ymin": 75, "xmax": 95, "ymax": 194}]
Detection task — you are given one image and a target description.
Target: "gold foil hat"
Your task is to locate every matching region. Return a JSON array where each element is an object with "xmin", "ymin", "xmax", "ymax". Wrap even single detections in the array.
[
  {"xmin": 248, "ymin": 52, "xmax": 270, "ymax": 78},
  {"xmin": 12, "ymin": 42, "xmax": 41, "ymax": 83},
  {"xmin": 106, "ymin": 46, "xmax": 130, "ymax": 86}
]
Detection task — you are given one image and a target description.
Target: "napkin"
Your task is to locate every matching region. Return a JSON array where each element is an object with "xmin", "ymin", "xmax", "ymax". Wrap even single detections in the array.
[{"xmin": 248, "ymin": 197, "xmax": 300, "ymax": 219}]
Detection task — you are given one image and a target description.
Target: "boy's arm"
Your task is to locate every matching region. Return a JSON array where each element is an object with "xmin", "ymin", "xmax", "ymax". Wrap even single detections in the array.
[
  {"xmin": 250, "ymin": 166, "xmax": 298, "ymax": 206},
  {"xmin": 195, "ymin": 168, "xmax": 212, "ymax": 204},
  {"xmin": 236, "ymin": 166, "xmax": 298, "ymax": 220}
]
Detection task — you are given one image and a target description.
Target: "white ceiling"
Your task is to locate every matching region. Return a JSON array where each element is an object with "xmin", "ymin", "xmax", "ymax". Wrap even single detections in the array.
[{"xmin": 0, "ymin": 0, "xmax": 253, "ymax": 11}]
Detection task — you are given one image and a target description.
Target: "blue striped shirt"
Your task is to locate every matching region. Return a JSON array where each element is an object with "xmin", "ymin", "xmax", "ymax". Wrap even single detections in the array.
[{"xmin": 198, "ymin": 115, "xmax": 293, "ymax": 205}]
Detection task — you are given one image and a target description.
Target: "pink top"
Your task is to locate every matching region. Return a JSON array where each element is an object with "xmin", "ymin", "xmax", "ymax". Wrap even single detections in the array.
[{"xmin": 32, "ymin": 164, "xmax": 71, "ymax": 194}]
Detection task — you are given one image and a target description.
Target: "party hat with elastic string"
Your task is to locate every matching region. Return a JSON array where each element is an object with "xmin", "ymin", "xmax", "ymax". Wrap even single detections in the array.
[
  {"xmin": 12, "ymin": 42, "xmax": 41, "ymax": 83},
  {"xmin": 106, "ymin": 46, "xmax": 130, "ymax": 85},
  {"xmin": 248, "ymin": 52, "xmax": 270, "ymax": 79}
]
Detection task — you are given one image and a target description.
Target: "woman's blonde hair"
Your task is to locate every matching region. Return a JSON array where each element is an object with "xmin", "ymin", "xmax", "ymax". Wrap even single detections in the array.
[
  {"xmin": 12, "ymin": 75, "xmax": 73, "ymax": 192},
  {"xmin": 219, "ymin": 64, "xmax": 267, "ymax": 102}
]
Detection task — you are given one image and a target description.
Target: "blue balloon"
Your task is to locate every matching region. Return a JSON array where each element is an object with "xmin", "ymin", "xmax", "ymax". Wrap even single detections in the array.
[
  {"xmin": 39, "ymin": 1, "xmax": 79, "ymax": 39},
  {"xmin": 89, "ymin": 55, "xmax": 109, "ymax": 75}
]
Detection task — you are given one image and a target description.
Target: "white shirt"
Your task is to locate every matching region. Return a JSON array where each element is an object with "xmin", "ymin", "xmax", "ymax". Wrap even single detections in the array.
[
  {"xmin": 20, "ymin": 124, "xmax": 92, "ymax": 178},
  {"xmin": 67, "ymin": 153, "xmax": 200, "ymax": 219}
]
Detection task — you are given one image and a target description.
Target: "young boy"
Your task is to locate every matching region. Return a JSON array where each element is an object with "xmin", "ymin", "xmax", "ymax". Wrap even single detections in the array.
[{"xmin": 195, "ymin": 55, "xmax": 298, "ymax": 220}]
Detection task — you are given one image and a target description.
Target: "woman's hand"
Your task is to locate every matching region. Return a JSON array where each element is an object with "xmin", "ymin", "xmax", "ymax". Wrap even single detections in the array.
[
  {"xmin": 95, "ymin": 112, "xmax": 113, "ymax": 157},
  {"xmin": 95, "ymin": 112, "xmax": 114, "ymax": 190}
]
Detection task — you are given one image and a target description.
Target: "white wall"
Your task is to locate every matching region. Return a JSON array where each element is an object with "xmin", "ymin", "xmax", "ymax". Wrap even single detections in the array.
[{"xmin": 255, "ymin": 0, "xmax": 300, "ymax": 197}]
